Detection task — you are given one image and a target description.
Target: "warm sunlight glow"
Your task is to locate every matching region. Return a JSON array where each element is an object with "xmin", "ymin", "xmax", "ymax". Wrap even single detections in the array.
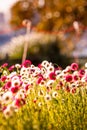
[{"xmin": 0, "ymin": 0, "xmax": 18, "ymax": 13}]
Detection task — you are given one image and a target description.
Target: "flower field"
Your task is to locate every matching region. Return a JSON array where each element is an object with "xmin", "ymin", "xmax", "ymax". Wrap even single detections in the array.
[{"xmin": 0, "ymin": 60, "xmax": 87, "ymax": 130}]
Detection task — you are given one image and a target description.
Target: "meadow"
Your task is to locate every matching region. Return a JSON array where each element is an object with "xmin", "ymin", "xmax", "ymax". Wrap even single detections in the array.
[{"xmin": 0, "ymin": 60, "xmax": 87, "ymax": 130}]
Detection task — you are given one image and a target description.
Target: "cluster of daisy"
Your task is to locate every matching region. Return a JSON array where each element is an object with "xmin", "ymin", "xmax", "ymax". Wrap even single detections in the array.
[{"xmin": 0, "ymin": 60, "xmax": 87, "ymax": 118}]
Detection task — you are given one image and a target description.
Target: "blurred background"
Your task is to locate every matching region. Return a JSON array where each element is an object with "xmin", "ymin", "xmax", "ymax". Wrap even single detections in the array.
[{"xmin": 0, "ymin": 0, "xmax": 87, "ymax": 68}]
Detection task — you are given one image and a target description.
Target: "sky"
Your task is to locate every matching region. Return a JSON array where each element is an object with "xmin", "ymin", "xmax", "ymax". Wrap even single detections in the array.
[
  {"xmin": 0, "ymin": 0, "xmax": 19, "ymax": 20},
  {"xmin": 0, "ymin": 0, "xmax": 18, "ymax": 13}
]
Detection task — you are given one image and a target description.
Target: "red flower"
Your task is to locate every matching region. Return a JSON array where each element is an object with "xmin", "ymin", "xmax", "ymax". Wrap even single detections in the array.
[
  {"xmin": 79, "ymin": 69, "xmax": 85, "ymax": 78},
  {"xmin": 49, "ymin": 72, "xmax": 56, "ymax": 80},
  {"xmin": 1, "ymin": 76, "xmax": 7, "ymax": 82},
  {"xmin": 70, "ymin": 63, "xmax": 78, "ymax": 71},
  {"xmin": 11, "ymin": 86, "xmax": 19, "ymax": 93},
  {"xmin": 71, "ymin": 88, "xmax": 76, "ymax": 93},
  {"xmin": 65, "ymin": 74, "xmax": 72, "ymax": 82},
  {"xmin": 15, "ymin": 99, "xmax": 25, "ymax": 107},
  {"xmin": 5, "ymin": 81, "xmax": 12, "ymax": 89},
  {"xmin": 38, "ymin": 64, "xmax": 42, "ymax": 69},
  {"xmin": 25, "ymin": 84, "xmax": 30, "ymax": 91},
  {"xmin": 73, "ymin": 75, "xmax": 79, "ymax": 81},
  {"xmin": 22, "ymin": 60, "xmax": 31, "ymax": 68},
  {"xmin": 36, "ymin": 77, "xmax": 43, "ymax": 84},
  {"xmin": 66, "ymin": 86, "xmax": 70, "ymax": 92}
]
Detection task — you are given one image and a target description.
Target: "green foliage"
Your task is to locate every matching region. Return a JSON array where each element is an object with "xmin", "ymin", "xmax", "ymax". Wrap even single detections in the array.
[{"xmin": 0, "ymin": 88, "xmax": 87, "ymax": 130}]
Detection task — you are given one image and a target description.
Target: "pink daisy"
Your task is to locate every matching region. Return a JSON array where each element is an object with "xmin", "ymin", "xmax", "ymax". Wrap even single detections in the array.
[
  {"xmin": 8, "ymin": 65, "xmax": 15, "ymax": 71},
  {"xmin": 22, "ymin": 60, "xmax": 31, "ymax": 68},
  {"xmin": 2, "ymin": 63, "xmax": 8, "ymax": 68},
  {"xmin": 49, "ymin": 72, "xmax": 56, "ymax": 80},
  {"xmin": 11, "ymin": 86, "xmax": 19, "ymax": 94},
  {"xmin": 70, "ymin": 63, "xmax": 78, "ymax": 71},
  {"xmin": 79, "ymin": 69, "xmax": 85, "ymax": 78},
  {"xmin": 65, "ymin": 74, "xmax": 73, "ymax": 82},
  {"xmin": 5, "ymin": 81, "xmax": 12, "ymax": 89},
  {"xmin": 1, "ymin": 76, "xmax": 7, "ymax": 82},
  {"xmin": 73, "ymin": 75, "xmax": 79, "ymax": 81},
  {"xmin": 15, "ymin": 99, "xmax": 25, "ymax": 107}
]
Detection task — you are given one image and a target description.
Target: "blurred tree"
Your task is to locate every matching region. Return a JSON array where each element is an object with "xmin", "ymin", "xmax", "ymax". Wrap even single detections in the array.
[
  {"xmin": 10, "ymin": 0, "xmax": 37, "ymax": 27},
  {"xmin": 37, "ymin": 0, "xmax": 87, "ymax": 31},
  {"xmin": 10, "ymin": 0, "xmax": 87, "ymax": 31}
]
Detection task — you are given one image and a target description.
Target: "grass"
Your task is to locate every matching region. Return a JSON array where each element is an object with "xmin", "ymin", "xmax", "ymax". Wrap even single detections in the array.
[{"xmin": 0, "ymin": 87, "xmax": 87, "ymax": 130}]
